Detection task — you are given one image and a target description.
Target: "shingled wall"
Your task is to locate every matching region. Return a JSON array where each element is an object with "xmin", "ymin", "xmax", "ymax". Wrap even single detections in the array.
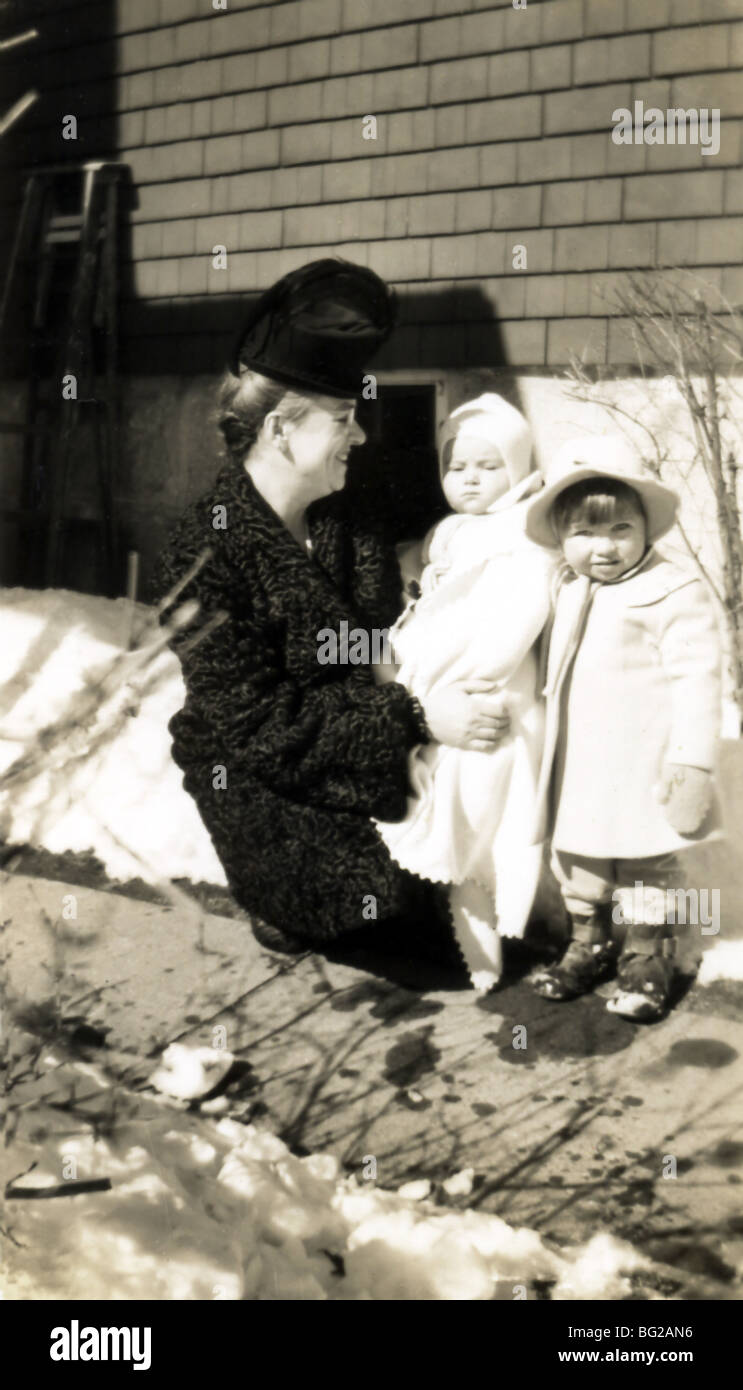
[
  {"xmin": 5, "ymin": 0, "xmax": 743, "ymax": 374},
  {"xmin": 1, "ymin": 0, "xmax": 741, "ymax": 590}
]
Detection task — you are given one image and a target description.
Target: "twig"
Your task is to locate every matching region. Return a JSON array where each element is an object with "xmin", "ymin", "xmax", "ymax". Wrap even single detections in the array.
[
  {"xmin": 565, "ymin": 268, "xmax": 743, "ymax": 720},
  {"xmin": 0, "ymin": 90, "xmax": 38, "ymax": 137},
  {"xmin": 97, "ymin": 822, "xmax": 207, "ymax": 953},
  {"xmin": 151, "ymin": 547, "xmax": 213, "ymax": 623},
  {"xmin": 0, "ymin": 600, "xmax": 202, "ymax": 793},
  {"xmin": 0, "ymin": 1222, "xmax": 26, "ymax": 1247},
  {"xmin": 0, "ymin": 28, "xmax": 38, "ymax": 51},
  {"xmin": 176, "ymin": 608, "xmax": 228, "ymax": 657},
  {"xmin": 5, "ymin": 1177, "xmax": 112, "ymax": 1199},
  {"xmin": 121, "ymin": 551, "xmax": 140, "ymax": 652}
]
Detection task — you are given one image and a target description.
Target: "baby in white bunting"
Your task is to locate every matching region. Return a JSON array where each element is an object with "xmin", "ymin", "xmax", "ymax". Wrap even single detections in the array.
[{"xmin": 374, "ymin": 394, "xmax": 553, "ymax": 991}]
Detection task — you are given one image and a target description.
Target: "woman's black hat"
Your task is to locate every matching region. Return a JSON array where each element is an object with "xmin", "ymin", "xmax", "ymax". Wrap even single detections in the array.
[{"xmin": 229, "ymin": 257, "xmax": 397, "ymax": 399}]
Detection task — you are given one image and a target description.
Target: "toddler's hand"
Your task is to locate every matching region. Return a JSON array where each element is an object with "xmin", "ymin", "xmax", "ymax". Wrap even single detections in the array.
[{"xmin": 658, "ymin": 763, "xmax": 713, "ymax": 834}]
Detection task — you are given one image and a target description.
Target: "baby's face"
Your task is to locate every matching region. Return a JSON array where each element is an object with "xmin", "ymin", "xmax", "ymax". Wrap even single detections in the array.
[
  {"xmin": 557, "ymin": 499, "xmax": 646, "ymax": 581},
  {"xmin": 442, "ymin": 437, "xmax": 510, "ymax": 514}
]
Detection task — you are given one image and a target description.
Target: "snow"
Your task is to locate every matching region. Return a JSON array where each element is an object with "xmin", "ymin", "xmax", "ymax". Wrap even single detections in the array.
[
  {"xmin": 149, "ymin": 1043, "xmax": 235, "ymax": 1099},
  {"xmin": 697, "ymin": 939, "xmax": 743, "ymax": 985},
  {"xmin": 397, "ymin": 1179, "xmax": 432, "ymax": 1201},
  {"xmin": 0, "ymin": 587, "xmax": 226, "ymax": 886},
  {"xmin": 2, "ymin": 587, "xmax": 740, "ymax": 1300},
  {"xmin": 2, "ymin": 1063, "xmax": 651, "ymax": 1302},
  {"xmin": 3, "ymin": 584, "xmax": 743, "ymax": 990},
  {"xmin": 442, "ymin": 1168, "xmax": 475, "ymax": 1198}
]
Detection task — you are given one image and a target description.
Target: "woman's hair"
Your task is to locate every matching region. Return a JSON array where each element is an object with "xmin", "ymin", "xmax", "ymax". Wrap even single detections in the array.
[
  {"xmin": 552, "ymin": 477, "xmax": 646, "ymax": 535},
  {"xmin": 217, "ymin": 368, "xmax": 314, "ymax": 464}
]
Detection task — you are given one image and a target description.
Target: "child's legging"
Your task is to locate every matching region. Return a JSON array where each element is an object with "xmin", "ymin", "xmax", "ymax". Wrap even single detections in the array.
[{"xmin": 551, "ymin": 850, "xmax": 681, "ymax": 929}]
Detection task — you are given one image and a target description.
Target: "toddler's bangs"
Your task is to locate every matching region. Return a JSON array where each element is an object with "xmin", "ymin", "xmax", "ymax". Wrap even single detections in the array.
[{"xmin": 552, "ymin": 478, "xmax": 645, "ymax": 534}]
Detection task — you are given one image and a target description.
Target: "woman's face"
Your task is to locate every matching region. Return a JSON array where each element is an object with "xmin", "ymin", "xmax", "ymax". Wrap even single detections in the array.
[
  {"xmin": 442, "ymin": 436, "xmax": 510, "ymax": 514},
  {"xmin": 282, "ymin": 395, "xmax": 366, "ymax": 495}
]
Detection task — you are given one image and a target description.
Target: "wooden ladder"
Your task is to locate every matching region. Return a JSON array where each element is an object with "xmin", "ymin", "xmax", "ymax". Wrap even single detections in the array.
[{"xmin": 0, "ymin": 160, "xmax": 126, "ymax": 592}]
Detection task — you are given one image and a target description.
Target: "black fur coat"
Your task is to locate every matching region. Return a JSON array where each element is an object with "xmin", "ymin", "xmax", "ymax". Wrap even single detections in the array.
[{"xmin": 153, "ymin": 459, "xmax": 446, "ymax": 945}]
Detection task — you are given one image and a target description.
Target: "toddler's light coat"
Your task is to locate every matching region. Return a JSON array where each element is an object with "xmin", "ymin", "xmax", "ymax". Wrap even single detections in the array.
[{"xmin": 533, "ymin": 550, "xmax": 723, "ymax": 857}]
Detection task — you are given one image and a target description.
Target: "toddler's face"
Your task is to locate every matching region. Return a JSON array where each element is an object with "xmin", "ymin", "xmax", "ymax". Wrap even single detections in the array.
[
  {"xmin": 557, "ymin": 499, "xmax": 646, "ymax": 581},
  {"xmin": 442, "ymin": 437, "xmax": 510, "ymax": 514}
]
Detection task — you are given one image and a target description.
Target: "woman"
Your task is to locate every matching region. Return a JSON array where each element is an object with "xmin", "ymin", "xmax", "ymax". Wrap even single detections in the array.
[{"xmin": 153, "ymin": 260, "xmax": 508, "ymax": 960}]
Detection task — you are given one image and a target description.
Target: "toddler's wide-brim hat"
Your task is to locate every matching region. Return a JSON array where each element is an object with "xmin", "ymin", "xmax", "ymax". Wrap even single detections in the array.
[
  {"xmin": 229, "ymin": 257, "xmax": 397, "ymax": 399},
  {"xmin": 525, "ymin": 436, "xmax": 679, "ymax": 548}
]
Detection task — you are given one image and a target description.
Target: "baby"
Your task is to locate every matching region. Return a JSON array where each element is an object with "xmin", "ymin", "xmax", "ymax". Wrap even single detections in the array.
[
  {"xmin": 525, "ymin": 436, "xmax": 723, "ymax": 1021},
  {"xmin": 374, "ymin": 394, "xmax": 552, "ymax": 991}
]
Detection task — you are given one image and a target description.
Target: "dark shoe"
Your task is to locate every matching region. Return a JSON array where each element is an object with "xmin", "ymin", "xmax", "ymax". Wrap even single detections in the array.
[
  {"xmin": 251, "ymin": 918, "xmax": 309, "ymax": 956},
  {"xmin": 531, "ymin": 937, "xmax": 618, "ymax": 1001},
  {"xmin": 606, "ymin": 946, "xmax": 677, "ymax": 1022}
]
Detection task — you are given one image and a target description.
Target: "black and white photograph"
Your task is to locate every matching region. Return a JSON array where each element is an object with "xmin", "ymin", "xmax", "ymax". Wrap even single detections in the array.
[{"xmin": 0, "ymin": 0, "xmax": 742, "ymax": 1336}]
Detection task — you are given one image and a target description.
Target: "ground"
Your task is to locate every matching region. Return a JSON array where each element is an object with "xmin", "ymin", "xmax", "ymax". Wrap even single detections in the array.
[
  {"xmin": 2, "ymin": 586, "xmax": 742, "ymax": 1300},
  {"xmin": 3, "ymin": 830, "xmax": 743, "ymax": 1300}
]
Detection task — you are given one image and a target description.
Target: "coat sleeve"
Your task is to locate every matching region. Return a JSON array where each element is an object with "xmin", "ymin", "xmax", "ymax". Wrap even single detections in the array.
[
  {"xmin": 172, "ymin": 601, "xmax": 428, "ymax": 820},
  {"xmin": 654, "ymin": 578, "xmax": 722, "ymax": 770}
]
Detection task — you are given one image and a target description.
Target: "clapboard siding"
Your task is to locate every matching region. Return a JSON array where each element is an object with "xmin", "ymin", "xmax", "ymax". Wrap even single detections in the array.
[{"xmin": 1, "ymin": 0, "xmax": 742, "ymax": 369}]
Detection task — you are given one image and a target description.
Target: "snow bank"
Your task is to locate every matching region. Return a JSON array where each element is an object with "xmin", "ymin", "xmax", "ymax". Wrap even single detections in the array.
[
  {"xmin": 0, "ymin": 587, "xmax": 226, "ymax": 886},
  {"xmin": 3, "ymin": 586, "xmax": 743, "ymax": 993},
  {"xmin": 2, "ymin": 1088, "xmax": 649, "ymax": 1302}
]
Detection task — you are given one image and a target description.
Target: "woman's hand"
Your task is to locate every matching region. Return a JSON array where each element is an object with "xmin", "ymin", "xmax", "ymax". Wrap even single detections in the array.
[{"xmin": 422, "ymin": 679, "xmax": 511, "ymax": 752}]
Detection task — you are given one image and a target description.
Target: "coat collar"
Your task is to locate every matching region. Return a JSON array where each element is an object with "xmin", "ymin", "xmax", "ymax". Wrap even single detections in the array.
[
  {"xmin": 212, "ymin": 460, "xmax": 367, "ymax": 614},
  {"xmin": 209, "ymin": 459, "xmax": 406, "ymax": 631},
  {"xmin": 542, "ymin": 550, "xmax": 656, "ymax": 694},
  {"xmin": 543, "ymin": 549, "xmax": 698, "ymax": 696},
  {"xmin": 622, "ymin": 551, "xmax": 699, "ymax": 607}
]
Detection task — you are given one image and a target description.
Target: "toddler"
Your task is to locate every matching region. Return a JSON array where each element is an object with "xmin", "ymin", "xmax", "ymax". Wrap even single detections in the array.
[
  {"xmin": 525, "ymin": 437, "xmax": 723, "ymax": 1021},
  {"xmin": 374, "ymin": 394, "xmax": 552, "ymax": 991}
]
